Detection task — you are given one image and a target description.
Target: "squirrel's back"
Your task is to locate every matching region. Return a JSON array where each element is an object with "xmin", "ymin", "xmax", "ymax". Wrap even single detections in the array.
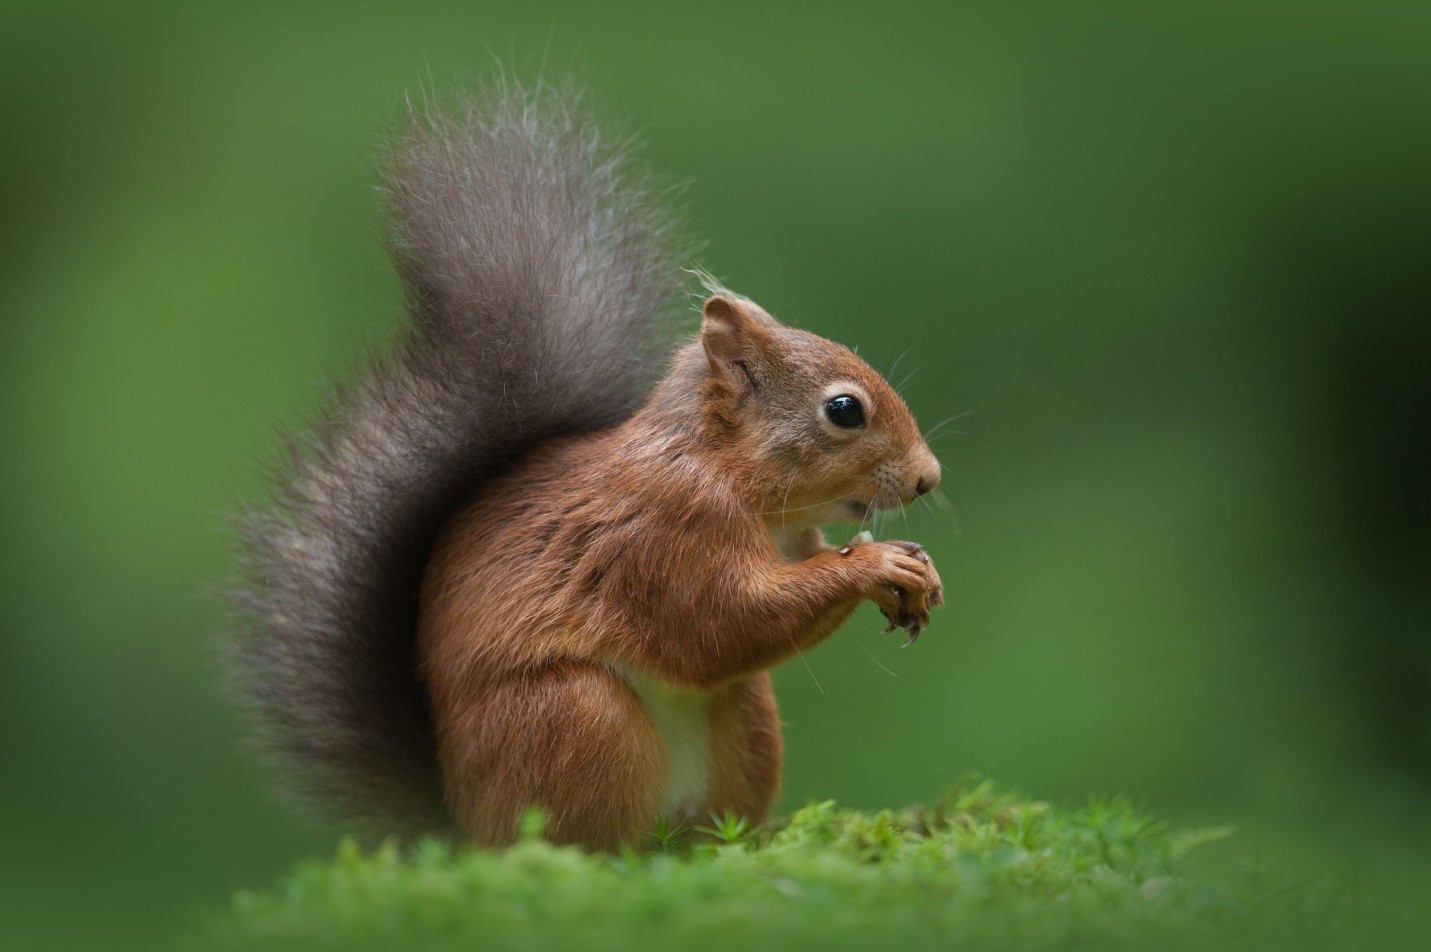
[{"xmin": 232, "ymin": 81, "xmax": 688, "ymax": 836}]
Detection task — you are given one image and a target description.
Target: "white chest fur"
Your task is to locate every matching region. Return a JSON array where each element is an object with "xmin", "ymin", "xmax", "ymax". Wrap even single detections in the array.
[{"xmin": 618, "ymin": 667, "xmax": 711, "ymax": 819}]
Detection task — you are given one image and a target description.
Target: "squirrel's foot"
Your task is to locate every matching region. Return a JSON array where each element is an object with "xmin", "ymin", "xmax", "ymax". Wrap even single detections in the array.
[{"xmin": 851, "ymin": 540, "xmax": 943, "ymax": 645}]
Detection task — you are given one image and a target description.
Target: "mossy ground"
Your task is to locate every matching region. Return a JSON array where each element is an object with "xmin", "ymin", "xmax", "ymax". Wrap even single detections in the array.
[{"xmin": 177, "ymin": 779, "xmax": 1334, "ymax": 951}]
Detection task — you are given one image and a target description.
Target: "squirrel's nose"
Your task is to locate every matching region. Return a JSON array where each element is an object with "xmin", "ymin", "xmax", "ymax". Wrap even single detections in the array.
[{"xmin": 913, "ymin": 455, "xmax": 941, "ymax": 497}]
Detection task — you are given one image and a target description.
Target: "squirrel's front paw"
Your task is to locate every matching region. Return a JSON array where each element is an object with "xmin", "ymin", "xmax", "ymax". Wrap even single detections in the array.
[{"xmin": 845, "ymin": 540, "xmax": 943, "ymax": 645}]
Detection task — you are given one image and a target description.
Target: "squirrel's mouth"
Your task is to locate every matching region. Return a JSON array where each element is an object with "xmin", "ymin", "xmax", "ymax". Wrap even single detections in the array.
[{"xmin": 844, "ymin": 498, "xmax": 875, "ymax": 518}]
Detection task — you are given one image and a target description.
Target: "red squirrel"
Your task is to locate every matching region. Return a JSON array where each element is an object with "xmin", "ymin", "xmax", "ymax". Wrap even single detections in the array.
[{"xmin": 234, "ymin": 82, "xmax": 943, "ymax": 851}]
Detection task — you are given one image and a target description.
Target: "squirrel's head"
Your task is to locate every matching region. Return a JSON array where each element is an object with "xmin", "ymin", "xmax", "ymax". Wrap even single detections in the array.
[{"xmin": 698, "ymin": 294, "xmax": 941, "ymax": 529}]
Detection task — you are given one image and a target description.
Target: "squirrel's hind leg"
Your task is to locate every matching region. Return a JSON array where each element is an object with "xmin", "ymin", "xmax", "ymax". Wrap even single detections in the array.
[
  {"xmin": 438, "ymin": 661, "xmax": 665, "ymax": 851},
  {"xmin": 704, "ymin": 673, "xmax": 783, "ymax": 828}
]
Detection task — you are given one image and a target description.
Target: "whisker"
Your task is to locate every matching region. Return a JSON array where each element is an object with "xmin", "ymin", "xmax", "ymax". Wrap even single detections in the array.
[
  {"xmin": 925, "ymin": 430, "xmax": 967, "ymax": 445},
  {"xmin": 922, "ymin": 411, "xmax": 972, "ymax": 442},
  {"xmin": 779, "ymin": 477, "xmax": 793, "ymax": 537},
  {"xmin": 928, "ymin": 487, "xmax": 962, "ymax": 536},
  {"xmin": 855, "ymin": 496, "xmax": 874, "ymax": 540},
  {"xmin": 894, "ymin": 367, "xmax": 921, "ymax": 395},
  {"xmin": 858, "ymin": 639, "xmax": 902, "ymax": 679},
  {"xmin": 790, "ymin": 637, "xmax": 824, "ymax": 694},
  {"xmin": 885, "ymin": 347, "xmax": 914, "ymax": 385},
  {"xmin": 758, "ymin": 491, "xmax": 860, "ymax": 517}
]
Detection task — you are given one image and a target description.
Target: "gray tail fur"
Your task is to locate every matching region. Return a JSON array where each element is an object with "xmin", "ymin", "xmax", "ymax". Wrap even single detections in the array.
[{"xmin": 231, "ymin": 80, "xmax": 688, "ymax": 837}]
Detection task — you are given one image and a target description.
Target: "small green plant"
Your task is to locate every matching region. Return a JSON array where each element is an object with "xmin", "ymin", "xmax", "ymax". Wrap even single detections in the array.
[
  {"xmin": 645, "ymin": 817, "xmax": 690, "ymax": 853},
  {"xmin": 695, "ymin": 810, "xmax": 754, "ymax": 848}
]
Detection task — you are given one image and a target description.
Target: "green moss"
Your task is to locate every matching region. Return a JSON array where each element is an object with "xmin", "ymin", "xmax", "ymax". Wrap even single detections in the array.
[{"xmin": 177, "ymin": 779, "xmax": 1330, "ymax": 951}]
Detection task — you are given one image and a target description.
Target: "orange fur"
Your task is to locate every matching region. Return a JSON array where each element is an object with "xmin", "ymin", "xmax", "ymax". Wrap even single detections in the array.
[{"xmin": 418, "ymin": 295, "xmax": 942, "ymax": 849}]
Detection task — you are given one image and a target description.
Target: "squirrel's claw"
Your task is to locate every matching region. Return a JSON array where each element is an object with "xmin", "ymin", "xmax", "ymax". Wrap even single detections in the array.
[
  {"xmin": 901, "ymin": 622, "xmax": 922, "ymax": 647},
  {"xmin": 881, "ymin": 587, "xmax": 906, "ymax": 632},
  {"xmin": 900, "ymin": 541, "xmax": 930, "ymax": 563},
  {"xmin": 881, "ymin": 603, "xmax": 928, "ymax": 643}
]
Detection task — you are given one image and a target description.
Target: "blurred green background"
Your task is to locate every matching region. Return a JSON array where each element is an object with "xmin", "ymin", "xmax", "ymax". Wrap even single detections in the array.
[{"xmin": 3, "ymin": 1, "xmax": 1428, "ymax": 948}]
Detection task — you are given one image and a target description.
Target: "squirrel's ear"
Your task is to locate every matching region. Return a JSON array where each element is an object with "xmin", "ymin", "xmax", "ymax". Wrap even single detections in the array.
[{"xmin": 701, "ymin": 295, "xmax": 779, "ymax": 387}]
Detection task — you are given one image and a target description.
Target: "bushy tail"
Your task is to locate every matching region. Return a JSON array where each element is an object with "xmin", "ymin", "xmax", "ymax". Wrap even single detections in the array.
[{"xmin": 232, "ymin": 81, "xmax": 687, "ymax": 836}]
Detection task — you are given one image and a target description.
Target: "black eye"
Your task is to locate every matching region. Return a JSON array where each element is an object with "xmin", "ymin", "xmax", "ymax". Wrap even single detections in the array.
[{"xmin": 824, "ymin": 394, "xmax": 865, "ymax": 428}]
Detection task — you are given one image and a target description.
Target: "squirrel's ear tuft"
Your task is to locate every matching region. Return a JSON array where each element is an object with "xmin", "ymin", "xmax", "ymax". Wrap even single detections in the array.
[{"xmin": 701, "ymin": 295, "xmax": 779, "ymax": 387}]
